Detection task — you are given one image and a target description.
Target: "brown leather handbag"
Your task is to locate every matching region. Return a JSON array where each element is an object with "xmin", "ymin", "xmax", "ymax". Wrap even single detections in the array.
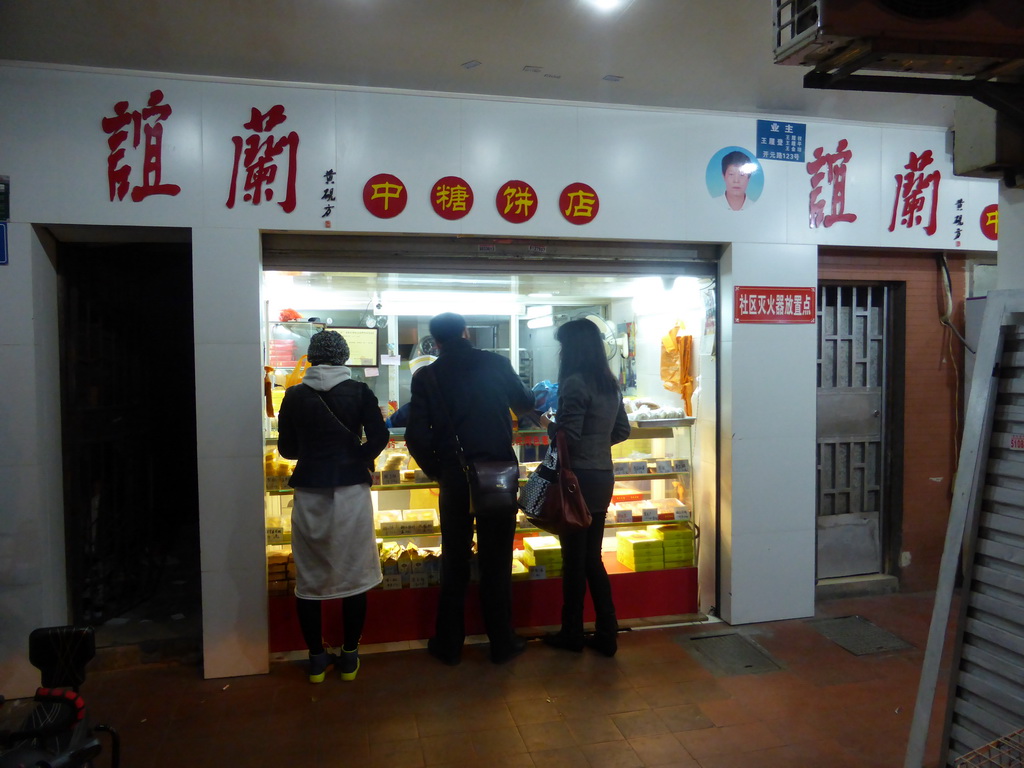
[{"xmin": 520, "ymin": 429, "xmax": 592, "ymax": 535}]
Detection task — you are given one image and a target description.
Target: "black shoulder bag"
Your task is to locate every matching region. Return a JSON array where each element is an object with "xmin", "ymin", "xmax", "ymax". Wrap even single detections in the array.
[{"xmin": 422, "ymin": 367, "xmax": 520, "ymax": 517}]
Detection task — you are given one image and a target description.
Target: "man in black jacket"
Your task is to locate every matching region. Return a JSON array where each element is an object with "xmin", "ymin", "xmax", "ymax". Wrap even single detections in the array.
[{"xmin": 405, "ymin": 313, "xmax": 535, "ymax": 664}]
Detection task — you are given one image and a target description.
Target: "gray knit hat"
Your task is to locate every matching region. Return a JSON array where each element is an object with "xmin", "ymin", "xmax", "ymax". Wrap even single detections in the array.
[{"xmin": 307, "ymin": 330, "xmax": 349, "ymax": 365}]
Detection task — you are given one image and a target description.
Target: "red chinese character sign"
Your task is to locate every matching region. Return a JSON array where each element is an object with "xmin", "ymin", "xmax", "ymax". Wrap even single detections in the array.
[
  {"xmin": 980, "ymin": 204, "xmax": 999, "ymax": 241},
  {"xmin": 101, "ymin": 90, "xmax": 181, "ymax": 202},
  {"xmin": 806, "ymin": 139, "xmax": 857, "ymax": 229},
  {"xmin": 734, "ymin": 286, "xmax": 816, "ymax": 324},
  {"xmin": 889, "ymin": 149, "xmax": 940, "ymax": 236},
  {"xmin": 226, "ymin": 105, "xmax": 299, "ymax": 213},
  {"xmin": 363, "ymin": 173, "xmax": 408, "ymax": 218},
  {"xmin": 431, "ymin": 176, "xmax": 473, "ymax": 220},
  {"xmin": 496, "ymin": 180, "xmax": 537, "ymax": 224},
  {"xmin": 560, "ymin": 182, "xmax": 599, "ymax": 225}
]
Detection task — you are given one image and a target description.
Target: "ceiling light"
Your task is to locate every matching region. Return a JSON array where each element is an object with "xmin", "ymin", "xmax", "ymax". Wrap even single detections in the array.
[
  {"xmin": 523, "ymin": 65, "xmax": 542, "ymax": 73},
  {"xmin": 583, "ymin": 0, "xmax": 630, "ymax": 12},
  {"xmin": 602, "ymin": 75, "xmax": 624, "ymax": 82},
  {"xmin": 527, "ymin": 315, "xmax": 554, "ymax": 329},
  {"xmin": 380, "ymin": 290, "xmax": 522, "ymax": 317},
  {"xmin": 462, "ymin": 60, "xmax": 482, "ymax": 69}
]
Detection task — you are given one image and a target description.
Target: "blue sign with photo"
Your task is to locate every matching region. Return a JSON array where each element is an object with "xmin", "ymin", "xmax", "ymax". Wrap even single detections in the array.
[{"xmin": 756, "ymin": 119, "xmax": 806, "ymax": 163}]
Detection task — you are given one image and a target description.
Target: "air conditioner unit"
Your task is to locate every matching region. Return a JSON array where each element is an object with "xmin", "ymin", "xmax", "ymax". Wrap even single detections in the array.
[{"xmin": 774, "ymin": 0, "xmax": 1024, "ymax": 77}]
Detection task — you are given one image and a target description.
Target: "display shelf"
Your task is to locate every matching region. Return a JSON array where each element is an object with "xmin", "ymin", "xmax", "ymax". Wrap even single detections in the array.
[
  {"xmin": 271, "ymin": 517, "xmax": 696, "ymax": 545},
  {"xmin": 389, "ymin": 425, "xmax": 679, "ymax": 441},
  {"xmin": 633, "ymin": 417, "xmax": 696, "ymax": 429},
  {"xmin": 270, "ymin": 516, "xmax": 693, "ymax": 546},
  {"xmin": 267, "ymin": 472, "xmax": 684, "ymax": 495}
]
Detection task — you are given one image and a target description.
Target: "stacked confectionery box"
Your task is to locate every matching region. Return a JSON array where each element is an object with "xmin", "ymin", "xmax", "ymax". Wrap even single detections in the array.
[{"xmin": 521, "ymin": 536, "xmax": 564, "ymax": 578}]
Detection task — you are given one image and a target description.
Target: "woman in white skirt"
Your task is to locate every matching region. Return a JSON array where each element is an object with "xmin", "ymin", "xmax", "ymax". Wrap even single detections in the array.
[{"xmin": 277, "ymin": 330, "xmax": 390, "ymax": 682}]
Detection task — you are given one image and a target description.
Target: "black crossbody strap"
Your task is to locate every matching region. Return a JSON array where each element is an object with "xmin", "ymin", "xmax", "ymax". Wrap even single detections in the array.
[
  {"xmin": 422, "ymin": 366, "xmax": 468, "ymax": 470},
  {"xmin": 306, "ymin": 384, "xmax": 363, "ymax": 448}
]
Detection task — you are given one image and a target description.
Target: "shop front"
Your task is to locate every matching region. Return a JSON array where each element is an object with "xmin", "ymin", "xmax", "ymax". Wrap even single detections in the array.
[{"xmin": 258, "ymin": 237, "xmax": 718, "ymax": 650}]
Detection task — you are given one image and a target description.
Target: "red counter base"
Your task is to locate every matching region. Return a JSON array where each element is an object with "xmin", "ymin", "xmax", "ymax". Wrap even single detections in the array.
[{"xmin": 269, "ymin": 566, "xmax": 697, "ymax": 653}]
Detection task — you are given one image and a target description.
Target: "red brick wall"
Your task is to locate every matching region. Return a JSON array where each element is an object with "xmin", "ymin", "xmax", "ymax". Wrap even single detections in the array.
[{"xmin": 819, "ymin": 250, "xmax": 967, "ymax": 593}]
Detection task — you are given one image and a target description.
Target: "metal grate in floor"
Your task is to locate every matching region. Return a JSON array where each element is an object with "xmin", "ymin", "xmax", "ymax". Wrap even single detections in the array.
[
  {"xmin": 954, "ymin": 727, "xmax": 1024, "ymax": 767},
  {"xmin": 680, "ymin": 631, "xmax": 782, "ymax": 676},
  {"xmin": 808, "ymin": 615, "xmax": 912, "ymax": 655}
]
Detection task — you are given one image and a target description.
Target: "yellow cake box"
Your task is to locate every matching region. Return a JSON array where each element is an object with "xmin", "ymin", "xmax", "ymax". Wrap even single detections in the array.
[
  {"xmin": 524, "ymin": 536, "xmax": 561, "ymax": 552},
  {"xmin": 648, "ymin": 523, "xmax": 695, "ymax": 540},
  {"xmin": 616, "ymin": 530, "xmax": 665, "ymax": 552}
]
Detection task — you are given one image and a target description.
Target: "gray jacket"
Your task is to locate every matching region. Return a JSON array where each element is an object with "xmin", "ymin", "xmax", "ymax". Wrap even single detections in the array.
[{"xmin": 553, "ymin": 373, "xmax": 631, "ymax": 470}]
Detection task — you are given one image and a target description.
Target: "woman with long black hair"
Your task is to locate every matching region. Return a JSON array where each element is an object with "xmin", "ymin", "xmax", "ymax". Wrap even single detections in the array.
[{"xmin": 543, "ymin": 318, "xmax": 631, "ymax": 656}]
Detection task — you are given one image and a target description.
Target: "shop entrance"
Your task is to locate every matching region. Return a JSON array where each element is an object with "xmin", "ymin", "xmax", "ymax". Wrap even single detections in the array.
[
  {"xmin": 815, "ymin": 283, "xmax": 894, "ymax": 579},
  {"xmin": 57, "ymin": 241, "xmax": 201, "ymax": 639}
]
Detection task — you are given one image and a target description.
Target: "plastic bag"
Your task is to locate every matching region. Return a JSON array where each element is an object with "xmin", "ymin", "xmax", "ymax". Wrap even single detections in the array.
[{"xmin": 284, "ymin": 354, "xmax": 310, "ymax": 388}]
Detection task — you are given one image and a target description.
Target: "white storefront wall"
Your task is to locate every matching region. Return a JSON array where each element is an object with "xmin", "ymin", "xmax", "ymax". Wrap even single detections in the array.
[{"xmin": 0, "ymin": 64, "xmax": 998, "ymax": 691}]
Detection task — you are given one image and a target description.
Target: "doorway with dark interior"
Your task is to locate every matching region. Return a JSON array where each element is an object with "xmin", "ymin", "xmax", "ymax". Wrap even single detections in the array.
[{"xmin": 58, "ymin": 241, "xmax": 201, "ymax": 659}]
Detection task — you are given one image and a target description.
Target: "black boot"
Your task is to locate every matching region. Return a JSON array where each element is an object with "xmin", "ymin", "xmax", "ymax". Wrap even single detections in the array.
[
  {"xmin": 585, "ymin": 630, "xmax": 618, "ymax": 657},
  {"xmin": 542, "ymin": 631, "xmax": 584, "ymax": 652}
]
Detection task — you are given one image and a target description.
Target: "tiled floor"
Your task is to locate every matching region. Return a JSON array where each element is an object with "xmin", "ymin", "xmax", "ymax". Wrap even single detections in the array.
[{"xmin": 4, "ymin": 591, "xmax": 958, "ymax": 768}]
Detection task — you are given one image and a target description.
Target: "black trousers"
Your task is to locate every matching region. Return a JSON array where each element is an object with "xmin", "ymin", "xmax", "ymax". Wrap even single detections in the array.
[
  {"xmin": 557, "ymin": 467, "xmax": 617, "ymax": 639},
  {"xmin": 434, "ymin": 468, "xmax": 518, "ymax": 655}
]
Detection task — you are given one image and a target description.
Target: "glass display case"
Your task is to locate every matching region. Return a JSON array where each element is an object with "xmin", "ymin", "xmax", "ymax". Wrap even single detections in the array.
[{"xmin": 264, "ymin": 421, "xmax": 699, "ymax": 650}]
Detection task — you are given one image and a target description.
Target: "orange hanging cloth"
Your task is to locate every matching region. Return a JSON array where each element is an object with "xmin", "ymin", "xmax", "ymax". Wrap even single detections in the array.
[
  {"xmin": 660, "ymin": 324, "xmax": 695, "ymax": 416},
  {"xmin": 679, "ymin": 334, "xmax": 694, "ymax": 416},
  {"xmin": 263, "ymin": 366, "xmax": 276, "ymax": 417}
]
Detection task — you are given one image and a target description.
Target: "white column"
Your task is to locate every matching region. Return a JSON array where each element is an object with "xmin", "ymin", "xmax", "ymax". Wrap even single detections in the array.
[
  {"xmin": 0, "ymin": 224, "xmax": 65, "ymax": 698},
  {"xmin": 717, "ymin": 243, "xmax": 817, "ymax": 624},
  {"xmin": 192, "ymin": 227, "xmax": 269, "ymax": 678},
  {"xmin": 998, "ymin": 186, "xmax": 1024, "ymax": 290}
]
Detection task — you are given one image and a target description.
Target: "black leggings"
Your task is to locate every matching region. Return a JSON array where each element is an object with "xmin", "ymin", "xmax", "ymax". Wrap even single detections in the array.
[
  {"xmin": 296, "ymin": 592, "xmax": 368, "ymax": 654},
  {"xmin": 557, "ymin": 467, "xmax": 617, "ymax": 639}
]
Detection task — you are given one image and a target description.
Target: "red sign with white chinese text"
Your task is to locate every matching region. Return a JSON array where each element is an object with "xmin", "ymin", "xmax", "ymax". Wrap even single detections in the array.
[
  {"xmin": 431, "ymin": 176, "xmax": 473, "ymax": 220},
  {"xmin": 496, "ymin": 180, "xmax": 538, "ymax": 223},
  {"xmin": 559, "ymin": 182, "xmax": 599, "ymax": 224},
  {"xmin": 734, "ymin": 286, "xmax": 816, "ymax": 324},
  {"xmin": 981, "ymin": 204, "xmax": 999, "ymax": 241},
  {"xmin": 363, "ymin": 173, "xmax": 408, "ymax": 218}
]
